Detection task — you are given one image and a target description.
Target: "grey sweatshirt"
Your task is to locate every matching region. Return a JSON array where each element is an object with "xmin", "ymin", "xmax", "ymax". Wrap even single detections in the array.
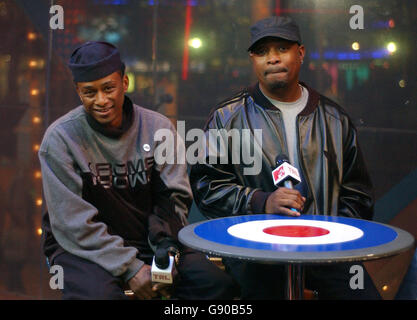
[{"xmin": 39, "ymin": 97, "xmax": 192, "ymax": 282}]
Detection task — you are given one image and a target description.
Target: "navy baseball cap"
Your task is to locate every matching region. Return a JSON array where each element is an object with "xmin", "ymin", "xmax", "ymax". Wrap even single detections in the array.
[
  {"xmin": 248, "ymin": 16, "xmax": 302, "ymax": 51},
  {"xmin": 68, "ymin": 41, "xmax": 125, "ymax": 82}
]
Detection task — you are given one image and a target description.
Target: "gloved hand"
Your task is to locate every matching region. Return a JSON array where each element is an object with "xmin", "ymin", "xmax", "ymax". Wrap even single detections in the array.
[{"xmin": 155, "ymin": 238, "xmax": 180, "ymax": 266}]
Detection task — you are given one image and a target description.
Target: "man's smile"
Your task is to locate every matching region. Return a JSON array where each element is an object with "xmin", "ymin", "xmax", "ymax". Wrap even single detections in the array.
[{"xmin": 93, "ymin": 105, "xmax": 115, "ymax": 115}]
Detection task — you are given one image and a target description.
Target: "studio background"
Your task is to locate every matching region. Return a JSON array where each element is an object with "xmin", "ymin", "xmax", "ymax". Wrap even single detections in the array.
[{"xmin": 0, "ymin": 0, "xmax": 415, "ymax": 299}]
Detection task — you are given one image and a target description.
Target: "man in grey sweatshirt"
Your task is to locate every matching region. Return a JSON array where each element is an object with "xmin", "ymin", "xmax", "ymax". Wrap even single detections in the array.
[{"xmin": 39, "ymin": 41, "xmax": 236, "ymax": 299}]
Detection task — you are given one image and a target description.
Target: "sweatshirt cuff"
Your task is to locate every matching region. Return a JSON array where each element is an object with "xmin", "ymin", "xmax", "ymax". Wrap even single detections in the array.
[
  {"xmin": 122, "ymin": 258, "xmax": 145, "ymax": 283},
  {"xmin": 250, "ymin": 190, "xmax": 271, "ymax": 214}
]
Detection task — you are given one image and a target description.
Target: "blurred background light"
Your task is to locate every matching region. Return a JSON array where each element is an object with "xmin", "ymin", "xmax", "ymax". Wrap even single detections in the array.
[
  {"xmin": 387, "ymin": 42, "xmax": 397, "ymax": 53},
  {"xmin": 188, "ymin": 37, "xmax": 202, "ymax": 49},
  {"xmin": 126, "ymin": 72, "xmax": 135, "ymax": 93}
]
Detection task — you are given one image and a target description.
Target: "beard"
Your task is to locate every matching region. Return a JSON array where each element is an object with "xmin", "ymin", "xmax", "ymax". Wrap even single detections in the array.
[
  {"xmin": 263, "ymin": 68, "xmax": 289, "ymax": 91},
  {"xmin": 266, "ymin": 79, "xmax": 288, "ymax": 91}
]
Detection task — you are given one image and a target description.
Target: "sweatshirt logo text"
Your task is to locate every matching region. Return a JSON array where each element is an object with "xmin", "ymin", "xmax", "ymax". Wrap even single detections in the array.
[{"xmin": 88, "ymin": 157, "xmax": 155, "ymax": 189}]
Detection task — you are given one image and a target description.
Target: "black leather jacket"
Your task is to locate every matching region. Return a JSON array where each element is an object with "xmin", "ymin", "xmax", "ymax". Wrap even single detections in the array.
[{"xmin": 190, "ymin": 82, "xmax": 374, "ymax": 220}]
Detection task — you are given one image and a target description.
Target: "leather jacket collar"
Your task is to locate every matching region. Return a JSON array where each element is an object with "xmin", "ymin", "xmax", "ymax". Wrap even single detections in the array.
[{"xmin": 247, "ymin": 82, "xmax": 320, "ymax": 116}]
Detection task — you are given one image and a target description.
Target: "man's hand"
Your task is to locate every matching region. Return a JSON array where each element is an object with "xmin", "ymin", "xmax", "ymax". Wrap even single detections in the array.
[
  {"xmin": 265, "ymin": 187, "xmax": 306, "ymax": 216},
  {"xmin": 128, "ymin": 260, "xmax": 178, "ymax": 299},
  {"xmin": 128, "ymin": 265, "xmax": 158, "ymax": 300},
  {"xmin": 151, "ymin": 263, "xmax": 178, "ymax": 299}
]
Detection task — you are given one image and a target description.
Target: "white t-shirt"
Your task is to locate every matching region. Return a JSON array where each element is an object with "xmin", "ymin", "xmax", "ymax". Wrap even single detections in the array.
[{"xmin": 261, "ymin": 85, "xmax": 309, "ymax": 171}]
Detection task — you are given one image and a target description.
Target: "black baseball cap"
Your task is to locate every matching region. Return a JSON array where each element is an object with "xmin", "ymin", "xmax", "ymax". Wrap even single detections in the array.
[
  {"xmin": 68, "ymin": 41, "xmax": 125, "ymax": 82},
  {"xmin": 248, "ymin": 16, "xmax": 302, "ymax": 51}
]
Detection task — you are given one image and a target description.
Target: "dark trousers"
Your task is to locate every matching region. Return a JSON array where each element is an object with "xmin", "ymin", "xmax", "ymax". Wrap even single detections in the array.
[
  {"xmin": 53, "ymin": 248, "xmax": 238, "ymax": 300},
  {"xmin": 222, "ymin": 258, "xmax": 381, "ymax": 300}
]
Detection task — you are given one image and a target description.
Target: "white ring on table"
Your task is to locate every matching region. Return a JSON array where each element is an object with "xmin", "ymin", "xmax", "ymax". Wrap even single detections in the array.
[{"xmin": 227, "ymin": 219, "xmax": 364, "ymax": 245}]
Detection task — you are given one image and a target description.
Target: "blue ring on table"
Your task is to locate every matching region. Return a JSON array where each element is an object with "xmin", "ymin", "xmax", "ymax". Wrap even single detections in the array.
[{"xmin": 194, "ymin": 214, "xmax": 398, "ymax": 252}]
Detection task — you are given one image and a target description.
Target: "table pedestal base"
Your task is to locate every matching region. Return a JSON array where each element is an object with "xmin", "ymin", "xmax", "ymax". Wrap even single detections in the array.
[{"xmin": 286, "ymin": 264, "xmax": 305, "ymax": 300}]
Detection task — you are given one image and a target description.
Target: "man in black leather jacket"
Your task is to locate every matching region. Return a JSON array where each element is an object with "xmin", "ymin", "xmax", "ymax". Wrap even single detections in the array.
[{"xmin": 190, "ymin": 16, "xmax": 380, "ymax": 299}]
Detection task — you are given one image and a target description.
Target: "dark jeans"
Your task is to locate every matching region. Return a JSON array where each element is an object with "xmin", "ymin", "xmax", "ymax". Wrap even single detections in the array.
[
  {"xmin": 53, "ymin": 248, "xmax": 238, "ymax": 300},
  {"xmin": 222, "ymin": 258, "xmax": 381, "ymax": 300}
]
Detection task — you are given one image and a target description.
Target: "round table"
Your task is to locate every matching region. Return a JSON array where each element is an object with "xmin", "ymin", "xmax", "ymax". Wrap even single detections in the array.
[{"xmin": 178, "ymin": 214, "xmax": 415, "ymax": 299}]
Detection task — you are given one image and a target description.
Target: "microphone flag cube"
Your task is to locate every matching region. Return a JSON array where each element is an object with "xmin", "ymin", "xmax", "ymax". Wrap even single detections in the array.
[
  {"xmin": 151, "ymin": 255, "xmax": 174, "ymax": 284},
  {"xmin": 272, "ymin": 162, "xmax": 301, "ymax": 187}
]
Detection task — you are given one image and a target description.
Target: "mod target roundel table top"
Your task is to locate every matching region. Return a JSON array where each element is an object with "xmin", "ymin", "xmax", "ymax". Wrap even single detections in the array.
[{"xmin": 178, "ymin": 215, "xmax": 415, "ymax": 264}]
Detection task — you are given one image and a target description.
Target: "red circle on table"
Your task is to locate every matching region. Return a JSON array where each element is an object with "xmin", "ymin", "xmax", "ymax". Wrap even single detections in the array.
[{"xmin": 263, "ymin": 225, "xmax": 330, "ymax": 237}]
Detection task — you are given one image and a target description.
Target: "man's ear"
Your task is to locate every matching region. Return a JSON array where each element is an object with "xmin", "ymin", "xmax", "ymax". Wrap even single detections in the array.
[
  {"xmin": 122, "ymin": 75, "xmax": 129, "ymax": 92},
  {"xmin": 74, "ymin": 82, "xmax": 83, "ymax": 102},
  {"xmin": 123, "ymin": 74, "xmax": 129, "ymax": 93},
  {"xmin": 298, "ymin": 45, "xmax": 305, "ymax": 63}
]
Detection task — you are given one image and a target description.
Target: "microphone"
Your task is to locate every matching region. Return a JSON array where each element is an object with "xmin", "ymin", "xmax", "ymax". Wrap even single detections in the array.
[
  {"xmin": 271, "ymin": 154, "xmax": 301, "ymax": 212},
  {"xmin": 151, "ymin": 248, "xmax": 174, "ymax": 284}
]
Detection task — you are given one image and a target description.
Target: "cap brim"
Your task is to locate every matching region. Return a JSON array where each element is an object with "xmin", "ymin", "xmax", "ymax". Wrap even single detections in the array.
[{"xmin": 248, "ymin": 33, "xmax": 300, "ymax": 51}]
